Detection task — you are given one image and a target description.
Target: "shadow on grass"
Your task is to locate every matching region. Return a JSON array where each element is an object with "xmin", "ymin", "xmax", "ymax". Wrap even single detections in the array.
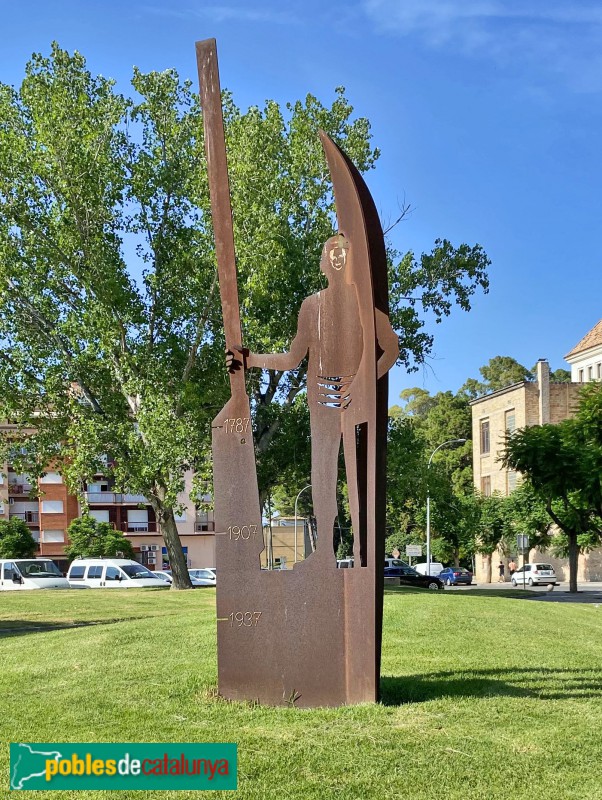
[
  {"xmin": 0, "ymin": 618, "xmax": 143, "ymax": 639},
  {"xmin": 381, "ymin": 666, "xmax": 602, "ymax": 705}
]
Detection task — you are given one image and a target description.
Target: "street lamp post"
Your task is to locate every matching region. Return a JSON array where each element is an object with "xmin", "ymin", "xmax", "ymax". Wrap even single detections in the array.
[
  {"xmin": 294, "ymin": 485, "xmax": 312, "ymax": 564},
  {"xmin": 426, "ymin": 438, "xmax": 467, "ymax": 576}
]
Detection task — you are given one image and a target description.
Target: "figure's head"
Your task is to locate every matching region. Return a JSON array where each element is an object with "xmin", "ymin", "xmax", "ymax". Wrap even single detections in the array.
[{"xmin": 320, "ymin": 233, "xmax": 350, "ymax": 280}]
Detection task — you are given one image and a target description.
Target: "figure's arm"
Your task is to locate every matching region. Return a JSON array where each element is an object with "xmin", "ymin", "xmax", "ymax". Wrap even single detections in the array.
[
  {"xmin": 246, "ymin": 299, "xmax": 310, "ymax": 371},
  {"xmin": 375, "ymin": 308, "xmax": 399, "ymax": 379}
]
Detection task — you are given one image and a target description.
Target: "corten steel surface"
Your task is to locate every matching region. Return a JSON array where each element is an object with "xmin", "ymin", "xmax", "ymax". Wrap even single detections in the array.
[{"xmin": 197, "ymin": 38, "xmax": 398, "ymax": 707}]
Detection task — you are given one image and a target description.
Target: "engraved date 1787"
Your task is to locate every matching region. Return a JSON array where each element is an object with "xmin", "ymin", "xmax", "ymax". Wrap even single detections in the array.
[{"xmin": 223, "ymin": 417, "xmax": 250, "ymax": 434}]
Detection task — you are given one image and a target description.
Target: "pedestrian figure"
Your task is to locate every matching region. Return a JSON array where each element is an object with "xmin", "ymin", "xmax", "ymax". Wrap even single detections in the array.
[
  {"xmin": 498, "ymin": 561, "xmax": 505, "ymax": 582},
  {"xmin": 508, "ymin": 558, "xmax": 517, "ymax": 576}
]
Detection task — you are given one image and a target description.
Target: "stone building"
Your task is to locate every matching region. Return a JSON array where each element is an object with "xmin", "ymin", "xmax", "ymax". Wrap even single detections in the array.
[
  {"xmin": 470, "ymin": 359, "xmax": 584, "ymax": 582},
  {"xmin": 565, "ymin": 319, "xmax": 602, "ymax": 384}
]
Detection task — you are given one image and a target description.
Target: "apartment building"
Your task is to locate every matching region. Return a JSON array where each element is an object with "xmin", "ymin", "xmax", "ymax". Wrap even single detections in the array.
[
  {"xmin": 1, "ymin": 467, "xmax": 79, "ymax": 573},
  {"xmin": 84, "ymin": 468, "xmax": 216, "ymax": 570},
  {"xmin": 0, "ymin": 438, "xmax": 216, "ymax": 571}
]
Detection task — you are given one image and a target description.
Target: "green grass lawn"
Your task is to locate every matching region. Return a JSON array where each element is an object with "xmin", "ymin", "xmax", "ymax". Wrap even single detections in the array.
[{"xmin": 2, "ymin": 587, "xmax": 602, "ymax": 799}]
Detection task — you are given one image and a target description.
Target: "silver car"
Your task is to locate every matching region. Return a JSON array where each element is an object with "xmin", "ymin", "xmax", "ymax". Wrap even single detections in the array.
[
  {"xmin": 188, "ymin": 568, "xmax": 216, "ymax": 587},
  {"xmin": 511, "ymin": 563, "xmax": 557, "ymax": 586}
]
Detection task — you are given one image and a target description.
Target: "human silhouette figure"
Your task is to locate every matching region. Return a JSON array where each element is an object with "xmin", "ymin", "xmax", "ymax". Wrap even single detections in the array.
[{"xmin": 228, "ymin": 234, "xmax": 398, "ymax": 564}]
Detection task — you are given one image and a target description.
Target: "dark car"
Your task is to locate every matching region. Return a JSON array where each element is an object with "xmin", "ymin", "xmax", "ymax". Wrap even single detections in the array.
[
  {"xmin": 439, "ymin": 567, "xmax": 473, "ymax": 586},
  {"xmin": 384, "ymin": 565, "xmax": 443, "ymax": 591}
]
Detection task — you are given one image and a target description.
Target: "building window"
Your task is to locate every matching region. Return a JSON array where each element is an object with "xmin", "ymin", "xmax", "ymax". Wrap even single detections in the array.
[
  {"xmin": 87, "ymin": 482, "xmax": 109, "ymax": 493},
  {"xmin": 40, "ymin": 471, "xmax": 62, "ymax": 484},
  {"xmin": 588, "ymin": 366, "xmax": 594, "ymax": 381},
  {"xmin": 89, "ymin": 509, "xmax": 110, "ymax": 523},
  {"xmin": 481, "ymin": 476, "xmax": 491, "ymax": 496},
  {"xmin": 42, "ymin": 529, "xmax": 65, "ymax": 543},
  {"xmin": 505, "ymin": 411, "xmax": 516, "ymax": 435},
  {"xmin": 127, "ymin": 509, "xmax": 149, "ymax": 531},
  {"xmin": 480, "ymin": 420, "xmax": 490, "ymax": 455},
  {"xmin": 41, "ymin": 500, "xmax": 64, "ymax": 514},
  {"xmin": 597, "ymin": 363, "xmax": 602, "ymax": 380},
  {"xmin": 507, "ymin": 470, "xmax": 517, "ymax": 494},
  {"xmin": 578, "ymin": 369, "xmax": 584, "ymax": 382}
]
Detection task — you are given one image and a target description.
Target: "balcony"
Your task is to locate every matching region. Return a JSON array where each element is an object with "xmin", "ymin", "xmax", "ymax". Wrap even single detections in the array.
[
  {"xmin": 9, "ymin": 510, "xmax": 39, "ymax": 524},
  {"xmin": 194, "ymin": 521, "xmax": 215, "ymax": 533},
  {"xmin": 85, "ymin": 491, "xmax": 148, "ymax": 505},
  {"xmin": 9, "ymin": 482, "xmax": 33, "ymax": 495},
  {"xmin": 121, "ymin": 521, "xmax": 158, "ymax": 533}
]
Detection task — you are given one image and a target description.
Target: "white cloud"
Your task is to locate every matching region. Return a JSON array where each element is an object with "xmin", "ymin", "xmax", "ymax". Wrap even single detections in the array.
[
  {"xmin": 143, "ymin": 4, "xmax": 301, "ymax": 26},
  {"xmin": 361, "ymin": 0, "xmax": 602, "ymax": 90}
]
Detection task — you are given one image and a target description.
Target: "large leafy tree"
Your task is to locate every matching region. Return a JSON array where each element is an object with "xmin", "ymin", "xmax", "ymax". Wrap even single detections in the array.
[
  {"xmin": 0, "ymin": 518, "xmax": 37, "ymax": 559},
  {"xmin": 0, "ymin": 45, "xmax": 221, "ymax": 589},
  {"xmin": 0, "ymin": 44, "xmax": 491, "ymax": 583},
  {"xmin": 386, "ymin": 389, "xmax": 473, "ymax": 566},
  {"xmin": 461, "ymin": 356, "xmax": 533, "ymax": 399},
  {"xmin": 502, "ymin": 384, "xmax": 602, "ymax": 592}
]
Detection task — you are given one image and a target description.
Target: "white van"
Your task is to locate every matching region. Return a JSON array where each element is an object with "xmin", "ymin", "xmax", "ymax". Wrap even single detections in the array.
[
  {"xmin": 414, "ymin": 562, "xmax": 445, "ymax": 577},
  {"xmin": 0, "ymin": 558, "xmax": 71, "ymax": 590},
  {"xmin": 67, "ymin": 558, "xmax": 168, "ymax": 589}
]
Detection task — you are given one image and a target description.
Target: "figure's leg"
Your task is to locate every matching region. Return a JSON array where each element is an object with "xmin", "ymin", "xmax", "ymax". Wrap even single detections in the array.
[
  {"xmin": 310, "ymin": 410, "xmax": 342, "ymax": 563},
  {"xmin": 342, "ymin": 415, "xmax": 367, "ymax": 567}
]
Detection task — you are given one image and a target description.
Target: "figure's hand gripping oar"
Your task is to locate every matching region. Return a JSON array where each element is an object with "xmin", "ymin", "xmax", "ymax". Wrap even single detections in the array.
[{"xmin": 196, "ymin": 38, "xmax": 246, "ymax": 397}]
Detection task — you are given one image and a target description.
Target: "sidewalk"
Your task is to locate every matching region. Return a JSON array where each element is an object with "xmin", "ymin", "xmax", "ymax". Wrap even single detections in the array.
[{"xmin": 457, "ymin": 581, "xmax": 602, "ymax": 604}]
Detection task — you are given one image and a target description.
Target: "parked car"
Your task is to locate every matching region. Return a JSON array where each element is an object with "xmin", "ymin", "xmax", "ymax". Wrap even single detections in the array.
[
  {"xmin": 384, "ymin": 565, "xmax": 443, "ymax": 590},
  {"xmin": 414, "ymin": 562, "xmax": 445, "ymax": 577},
  {"xmin": 511, "ymin": 563, "xmax": 557, "ymax": 586},
  {"xmin": 0, "ymin": 558, "xmax": 70, "ymax": 591},
  {"xmin": 337, "ymin": 558, "xmax": 354, "ymax": 568},
  {"xmin": 439, "ymin": 567, "xmax": 473, "ymax": 586},
  {"xmin": 153, "ymin": 570, "xmax": 173, "ymax": 584},
  {"xmin": 188, "ymin": 568, "xmax": 217, "ymax": 587},
  {"xmin": 67, "ymin": 558, "xmax": 168, "ymax": 588},
  {"xmin": 384, "ymin": 557, "xmax": 410, "ymax": 569}
]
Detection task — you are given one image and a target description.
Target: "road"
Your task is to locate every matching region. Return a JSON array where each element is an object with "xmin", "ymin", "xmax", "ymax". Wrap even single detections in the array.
[{"xmin": 446, "ymin": 581, "xmax": 602, "ymax": 604}]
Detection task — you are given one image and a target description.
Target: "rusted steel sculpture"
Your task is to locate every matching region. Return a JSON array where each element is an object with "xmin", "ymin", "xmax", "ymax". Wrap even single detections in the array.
[{"xmin": 196, "ymin": 38, "xmax": 398, "ymax": 707}]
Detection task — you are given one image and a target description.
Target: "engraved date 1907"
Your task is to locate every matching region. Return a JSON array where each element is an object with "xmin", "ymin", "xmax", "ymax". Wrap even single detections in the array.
[{"xmin": 228, "ymin": 524, "xmax": 258, "ymax": 541}]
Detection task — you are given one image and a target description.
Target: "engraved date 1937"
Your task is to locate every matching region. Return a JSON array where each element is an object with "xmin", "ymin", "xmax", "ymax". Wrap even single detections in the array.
[{"xmin": 228, "ymin": 611, "xmax": 262, "ymax": 628}]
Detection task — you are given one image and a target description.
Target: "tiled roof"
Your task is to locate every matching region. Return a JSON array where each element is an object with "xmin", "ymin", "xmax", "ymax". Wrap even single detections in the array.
[{"xmin": 565, "ymin": 319, "xmax": 602, "ymax": 359}]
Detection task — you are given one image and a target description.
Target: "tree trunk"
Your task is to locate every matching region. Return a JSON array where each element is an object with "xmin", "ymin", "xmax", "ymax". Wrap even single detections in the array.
[
  {"xmin": 149, "ymin": 488, "xmax": 192, "ymax": 590},
  {"xmin": 567, "ymin": 531, "xmax": 579, "ymax": 594},
  {"xmin": 453, "ymin": 550, "xmax": 460, "ymax": 568}
]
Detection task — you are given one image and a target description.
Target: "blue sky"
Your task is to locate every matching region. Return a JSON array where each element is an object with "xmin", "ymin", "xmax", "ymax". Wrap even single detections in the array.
[{"xmin": 2, "ymin": 0, "xmax": 601, "ymax": 402}]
